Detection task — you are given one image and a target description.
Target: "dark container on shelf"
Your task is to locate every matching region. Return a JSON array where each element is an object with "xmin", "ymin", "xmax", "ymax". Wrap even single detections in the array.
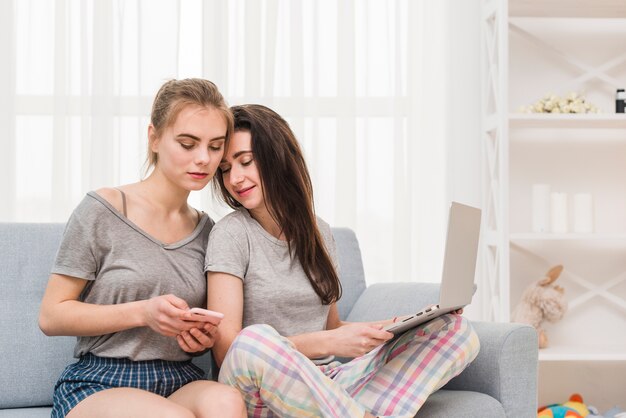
[{"xmin": 617, "ymin": 89, "xmax": 625, "ymax": 113}]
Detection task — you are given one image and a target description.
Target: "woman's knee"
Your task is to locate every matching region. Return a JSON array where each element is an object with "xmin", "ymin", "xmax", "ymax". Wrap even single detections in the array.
[
  {"xmin": 220, "ymin": 324, "xmax": 281, "ymax": 378},
  {"xmin": 220, "ymin": 324, "xmax": 297, "ymax": 384},
  {"xmin": 155, "ymin": 404, "xmax": 195, "ymax": 418},
  {"xmin": 455, "ymin": 315, "xmax": 479, "ymax": 340},
  {"xmin": 195, "ymin": 385, "xmax": 245, "ymax": 418},
  {"xmin": 447, "ymin": 315, "xmax": 481, "ymax": 361},
  {"xmin": 228, "ymin": 324, "xmax": 284, "ymax": 358},
  {"xmin": 411, "ymin": 314, "xmax": 480, "ymax": 352},
  {"xmin": 239, "ymin": 323, "xmax": 280, "ymax": 341}
]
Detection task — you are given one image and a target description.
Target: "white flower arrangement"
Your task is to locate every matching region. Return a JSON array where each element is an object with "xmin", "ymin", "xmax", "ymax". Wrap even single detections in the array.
[{"xmin": 519, "ymin": 92, "xmax": 600, "ymax": 114}]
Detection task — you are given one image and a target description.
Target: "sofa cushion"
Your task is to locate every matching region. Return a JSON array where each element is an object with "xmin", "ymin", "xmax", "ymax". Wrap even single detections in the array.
[
  {"xmin": 0, "ymin": 407, "xmax": 52, "ymax": 417},
  {"xmin": 332, "ymin": 228, "xmax": 367, "ymax": 320},
  {"xmin": 415, "ymin": 389, "xmax": 505, "ymax": 417},
  {"xmin": 346, "ymin": 282, "xmax": 440, "ymax": 322},
  {"xmin": 0, "ymin": 223, "xmax": 77, "ymax": 409}
]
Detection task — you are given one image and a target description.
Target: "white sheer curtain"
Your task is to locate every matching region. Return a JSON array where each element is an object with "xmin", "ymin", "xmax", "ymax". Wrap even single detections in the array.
[{"xmin": 0, "ymin": 0, "xmax": 455, "ymax": 285}]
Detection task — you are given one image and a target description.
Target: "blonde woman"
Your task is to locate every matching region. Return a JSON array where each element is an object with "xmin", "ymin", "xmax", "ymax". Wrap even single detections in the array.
[{"xmin": 39, "ymin": 79, "xmax": 246, "ymax": 418}]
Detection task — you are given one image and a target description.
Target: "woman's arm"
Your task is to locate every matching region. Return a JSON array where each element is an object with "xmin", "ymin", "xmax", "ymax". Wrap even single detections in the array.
[
  {"xmin": 39, "ymin": 273, "xmax": 201, "ymax": 337},
  {"xmin": 206, "ymin": 271, "xmax": 244, "ymax": 367},
  {"xmin": 325, "ymin": 302, "xmax": 345, "ymax": 330},
  {"xmin": 205, "ymin": 275, "xmax": 394, "ymax": 362},
  {"xmin": 288, "ymin": 303, "xmax": 394, "ymax": 359}
]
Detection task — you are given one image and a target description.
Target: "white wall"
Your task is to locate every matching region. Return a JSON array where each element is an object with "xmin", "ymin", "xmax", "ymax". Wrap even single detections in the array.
[
  {"xmin": 446, "ymin": 0, "xmax": 483, "ymax": 320},
  {"xmin": 446, "ymin": 0, "xmax": 482, "ymax": 210}
]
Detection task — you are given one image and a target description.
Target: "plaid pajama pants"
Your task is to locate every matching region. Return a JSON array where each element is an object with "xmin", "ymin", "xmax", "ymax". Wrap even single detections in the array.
[{"xmin": 218, "ymin": 313, "xmax": 480, "ymax": 418}]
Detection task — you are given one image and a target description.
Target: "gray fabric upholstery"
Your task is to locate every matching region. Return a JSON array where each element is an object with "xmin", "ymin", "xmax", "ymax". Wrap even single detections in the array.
[
  {"xmin": 333, "ymin": 228, "xmax": 367, "ymax": 320},
  {"xmin": 0, "ymin": 408, "xmax": 52, "ymax": 418},
  {"xmin": 0, "ymin": 223, "xmax": 75, "ymax": 409},
  {"xmin": 444, "ymin": 321, "xmax": 539, "ymax": 417},
  {"xmin": 346, "ymin": 282, "xmax": 440, "ymax": 322},
  {"xmin": 0, "ymin": 223, "xmax": 537, "ymax": 417},
  {"xmin": 415, "ymin": 390, "xmax": 506, "ymax": 417}
]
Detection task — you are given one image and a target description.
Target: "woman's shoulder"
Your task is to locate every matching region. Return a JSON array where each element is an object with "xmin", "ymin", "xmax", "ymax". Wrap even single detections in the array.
[
  {"xmin": 211, "ymin": 209, "xmax": 249, "ymax": 238},
  {"xmin": 69, "ymin": 190, "xmax": 114, "ymax": 218},
  {"xmin": 315, "ymin": 215, "xmax": 330, "ymax": 229},
  {"xmin": 207, "ymin": 210, "xmax": 254, "ymax": 256},
  {"xmin": 315, "ymin": 215, "xmax": 333, "ymax": 236},
  {"xmin": 315, "ymin": 215, "xmax": 337, "ymax": 249},
  {"xmin": 92, "ymin": 187, "xmax": 124, "ymax": 213},
  {"xmin": 61, "ymin": 192, "xmax": 118, "ymax": 237}
]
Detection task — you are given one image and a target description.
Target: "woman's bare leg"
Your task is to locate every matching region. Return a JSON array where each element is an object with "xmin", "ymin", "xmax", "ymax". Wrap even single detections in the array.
[
  {"xmin": 169, "ymin": 380, "xmax": 247, "ymax": 418},
  {"xmin": 67, "ymin": 387, "xmax": 194, "ymax": 418}
]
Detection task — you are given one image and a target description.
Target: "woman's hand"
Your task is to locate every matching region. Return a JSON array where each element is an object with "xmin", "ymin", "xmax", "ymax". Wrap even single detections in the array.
[
  {"xmin": 177, "ymin": 322, "xmax": 218, "ymax": 353},
  {"xmin": 327, "ymin": 323, "xmax": 394, "ymax": 358},
  {"xmin": 142, "ymin": 294, "xmax": 204, "ymax": 337}
]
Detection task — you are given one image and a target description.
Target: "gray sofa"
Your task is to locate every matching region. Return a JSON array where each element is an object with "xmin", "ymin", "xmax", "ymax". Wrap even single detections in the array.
[{"xmin": 0, "ymin": 223, "xmax": 537, "ymax": 417}]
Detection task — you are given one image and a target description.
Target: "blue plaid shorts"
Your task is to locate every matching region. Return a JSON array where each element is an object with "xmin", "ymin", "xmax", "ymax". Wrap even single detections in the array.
[{"xmin": 52, "ymin": 353, "xmax": 205, "ymax": 418}]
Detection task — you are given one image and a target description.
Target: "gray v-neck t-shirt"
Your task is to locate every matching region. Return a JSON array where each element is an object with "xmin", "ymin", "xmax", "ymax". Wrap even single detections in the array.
[
  {"xmin": 52, "ymin": 192, "xmax": 214, "ymax": 361},
  {"xmin": 204, "ymin": 208, "xmax": 338, "ymax": 337}
]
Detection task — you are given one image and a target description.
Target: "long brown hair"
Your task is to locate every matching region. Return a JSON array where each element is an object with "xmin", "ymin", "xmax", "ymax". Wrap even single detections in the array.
[{"xmin": 214, "ymin": 104, "xmax": 342, "ymax": 305}]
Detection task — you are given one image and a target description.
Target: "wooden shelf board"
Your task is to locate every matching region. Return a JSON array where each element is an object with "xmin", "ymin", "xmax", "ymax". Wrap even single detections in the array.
[
  {"xmin": 509, "ymin": 114, "xmax": 626, "ymax": 129},
  {"xmin": 510, "ymin": 0, "xmax": 626, "ymax": 18},
  {"xmin": 539, "ymin": 345, "xmax": 626, "ymax": 361},
  {"xmin": 511, "ymin": 233, "xmax": 626, "ymax": 241}
]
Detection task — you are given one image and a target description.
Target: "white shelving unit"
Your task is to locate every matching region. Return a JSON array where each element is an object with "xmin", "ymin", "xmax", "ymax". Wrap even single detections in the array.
[
  {"xmin": 481, "ymin": 0, "xmax": 626, "ymax": 409},
  {"xmin": 511, "ymin": 233, "xmax": 626, "ymax": 240},
  {"xmin": 538, "ymin": 345, "xmax": 626, "ymax": 362},
  {"xmin": 510, "ymin": 114, "xmax": 626, "ymax": 130}
]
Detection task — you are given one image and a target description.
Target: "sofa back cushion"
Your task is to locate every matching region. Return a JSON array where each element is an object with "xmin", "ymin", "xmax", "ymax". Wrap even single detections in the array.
[
  {"xmin": 0, "ymin": 223, "xmax": 74, "ymax": 409},
  {"xmin": 331, "ymin": 228, "xmax": 367, "ymax": 320}
]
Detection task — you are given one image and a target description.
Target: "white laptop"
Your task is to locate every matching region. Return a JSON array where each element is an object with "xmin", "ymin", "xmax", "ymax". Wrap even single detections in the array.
[{"xmin": 384, "ymin": 201, "xmax": 481, "ymax": 335}]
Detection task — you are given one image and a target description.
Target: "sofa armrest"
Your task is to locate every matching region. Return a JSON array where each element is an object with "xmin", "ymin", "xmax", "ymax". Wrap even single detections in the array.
[{"xmin": 444, "ymin": 321, "xmax": 538, "ymax": 418}]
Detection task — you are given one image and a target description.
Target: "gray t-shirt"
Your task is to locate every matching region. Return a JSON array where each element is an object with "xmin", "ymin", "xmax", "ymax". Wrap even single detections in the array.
[
  {"xmin": 52, "ymin": 192, "xmax": 213, "ymax": 361},
  {"xmin": 204, "ymin": 208, "xmax": 337, "ymax": 337}
]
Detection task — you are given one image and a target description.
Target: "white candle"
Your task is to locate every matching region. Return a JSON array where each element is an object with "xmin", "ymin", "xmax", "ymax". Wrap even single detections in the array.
[
  {"xmin": 532, "ymin": 184, "xmax": 551, "ymax": 233},
  {"xmin": 550, "ymin": 192, "xmax": 568, "ymax": 233},
  {"xmin": 573, "ymin": 193, "xmax": 593, "ymax": 233}
]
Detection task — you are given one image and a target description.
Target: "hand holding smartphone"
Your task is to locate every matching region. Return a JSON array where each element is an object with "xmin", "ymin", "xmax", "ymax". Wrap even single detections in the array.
[{"xmin": 185, "ymin": 307, "xmax": 224, "ymax": 325}]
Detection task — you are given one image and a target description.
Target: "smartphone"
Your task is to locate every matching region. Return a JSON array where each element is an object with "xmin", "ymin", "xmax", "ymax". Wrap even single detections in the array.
[{"xmin": 186, "ymin": 307, "xmax": 224, "ymax": 324}]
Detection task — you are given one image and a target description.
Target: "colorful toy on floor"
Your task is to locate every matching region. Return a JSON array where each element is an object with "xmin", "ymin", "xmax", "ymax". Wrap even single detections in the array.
[{"xmin": 538, "ymin": 393, "xmax": 591, "ymax": 418}]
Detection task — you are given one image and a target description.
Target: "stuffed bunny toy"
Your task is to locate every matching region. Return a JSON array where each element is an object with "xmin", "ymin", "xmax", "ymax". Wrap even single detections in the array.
[{"xmin": 512, "ymin": 265, "xmax": 568, "ymax": 348}]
